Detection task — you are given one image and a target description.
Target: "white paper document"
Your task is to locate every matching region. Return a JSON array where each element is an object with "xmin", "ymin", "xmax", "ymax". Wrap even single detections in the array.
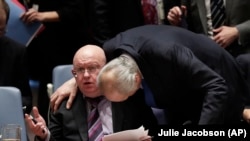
[{"xmin": 102, "ymin": 126, "xmax": 149, "ymax": 141}]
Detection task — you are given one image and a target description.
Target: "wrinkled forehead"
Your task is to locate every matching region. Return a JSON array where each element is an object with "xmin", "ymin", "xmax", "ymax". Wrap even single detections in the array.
[
  {"xmin": 74, "ymin": 49, "xmax": 105, "ymax": 65},
  {"xmin": 74, "ymin": 56, "xmax": 103, "ymax": 67}
]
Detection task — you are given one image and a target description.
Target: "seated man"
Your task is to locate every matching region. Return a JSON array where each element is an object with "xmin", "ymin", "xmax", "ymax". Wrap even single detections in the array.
[
  {"xmin": 51, "ymin": 25, "xmax": 250, "ymax": 125},
  {"xmin": 25, "ymin": 45, "xmax": 157, "ymax": 141}
]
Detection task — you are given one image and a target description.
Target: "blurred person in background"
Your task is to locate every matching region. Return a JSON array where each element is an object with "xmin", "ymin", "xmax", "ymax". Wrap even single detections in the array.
[
  {"xmin": 90, "ymin": 0, "xmax": 181, "ymax": 46},
  {"xmin": 167, "ymin": 0, "xmax": 250, "ymax": 57},
  {"xmin": 0, "ymin": 0, "xmax": 32, "ymax": 113}
]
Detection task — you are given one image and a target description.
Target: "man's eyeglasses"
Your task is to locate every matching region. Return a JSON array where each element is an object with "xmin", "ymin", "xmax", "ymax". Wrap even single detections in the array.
[{"xmin": 73, "ymin": 66, "xmax": 100, "ymax": 75}]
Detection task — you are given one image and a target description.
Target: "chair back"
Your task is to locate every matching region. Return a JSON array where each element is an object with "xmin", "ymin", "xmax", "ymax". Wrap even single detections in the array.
[
  {"xmin": 52, "ymin": 64, "xmax": 73, "ymax": 91},
  {"xmin": 0, "ymin": 86, "xmax": 28, "ymax": 141}
]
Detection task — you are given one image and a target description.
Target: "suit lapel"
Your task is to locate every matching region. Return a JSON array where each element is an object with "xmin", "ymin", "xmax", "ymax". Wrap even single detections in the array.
[
  {"xmin": 72, "ymin": 90, "xmax": 88, "ymax": 141},
  {"xmin": 224, "ymin": 0, "xmax": 232, "ymax": 24},
  {"xmin": 196, "ymin": 0, "xmax": 208, "ymax": 34}
]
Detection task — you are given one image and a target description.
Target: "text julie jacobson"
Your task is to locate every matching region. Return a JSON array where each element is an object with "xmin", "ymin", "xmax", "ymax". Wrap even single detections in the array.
[{"xmin": 158, "ymin": 129, "xmax": 225, "ymax": 137}]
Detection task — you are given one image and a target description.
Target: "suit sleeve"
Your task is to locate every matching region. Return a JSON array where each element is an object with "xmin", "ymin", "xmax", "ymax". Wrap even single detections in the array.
[
  {"xmin": 171, "ymin": 44, "xmax": 228, "ymax": 124},
  {"xmin": 47, "ymin": 108, "xmax": 63, "ymax": 141},
  {"xmin": 236, "ymin": 20, "xmax": 250, "ymax": 46}
]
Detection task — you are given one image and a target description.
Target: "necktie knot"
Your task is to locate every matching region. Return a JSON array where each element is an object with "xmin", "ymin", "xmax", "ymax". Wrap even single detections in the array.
[{"xmin": 86, "ymin": 96, "xmax": 103, "ymax": 108}]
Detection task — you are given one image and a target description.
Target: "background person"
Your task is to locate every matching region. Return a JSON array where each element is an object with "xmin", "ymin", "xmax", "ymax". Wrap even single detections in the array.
[
  {"xmin": 0, "ymin": 0, "xmax": 32, "ymax": 113},
  {"xmin": 167, "ymin": 0, "xmax": 250, "ymax": 57},
  {"xmin": 90, "ymin": 0, "xmax": 181, "ymax": 46}
]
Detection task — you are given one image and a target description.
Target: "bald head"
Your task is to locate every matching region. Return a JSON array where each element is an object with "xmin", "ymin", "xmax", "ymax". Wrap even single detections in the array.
[
  {"xmin": 73, "ymin": 44, "xmax": 106, "ymax": 68},
  {"xmin": 72, "ymin": 44, "xmax": 106, "ymax": 97}
]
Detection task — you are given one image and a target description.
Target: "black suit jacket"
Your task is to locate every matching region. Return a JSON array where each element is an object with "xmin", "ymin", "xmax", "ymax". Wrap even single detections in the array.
[
  {"xmin": 0, "ymin": 36, "xmax": 32, "ymax": 113},
  {"xmin": 103, "ymin": 25, "xmax": 248, "ymax": 124},
  {"xmin": 48, "ymin": 88, "xmax": 157, "ymax": 141},
  {"xmin": 91, "ymin": 0, "xmax": 180, "ymax": 45}
]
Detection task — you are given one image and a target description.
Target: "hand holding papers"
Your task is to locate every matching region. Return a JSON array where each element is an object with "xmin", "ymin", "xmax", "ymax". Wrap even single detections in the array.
[
  {"xmin": 102, "ymin": 126, "xmax": 152, "ymax": 141},
  {"xmin": 5, "ymin": 0, "xmax": 43, "ymax": 46}
]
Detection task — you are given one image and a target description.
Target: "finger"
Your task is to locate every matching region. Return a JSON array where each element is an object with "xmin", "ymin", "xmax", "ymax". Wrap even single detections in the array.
[
  {"xmin": 27, "ymin": 12, "xmax": 37, "ymax": 23},
  {"xmin": 213, "ymin": 37, "xmax": 224, "ymax": 48},
  {"xmin": 180, "ymin": 5, "xmax": 187, "ymax": 16},
  {"xmin": 32, "ymin": 106, "xmax": 40, "ymax": 118},
  {"xmin": 172, "ymin": 7, "xmax": 182, "ymax": 17},
  {"xmin": 213, "ymin": 26, "xmax": 223, "ymax": 33},
  {"xmin": 50, "ymin": 94, "xmax": 57, "ymax": 111},
  {"xmin": 25, "ymin": 114, "xmax": 33, "ymax": 124},
  {"xmin": 54, "ymin": 95, "xmax": 64, "ymax": 111},
  {"xmin": 22, "ymin": 10, "xmax": 34, "ymax": 22},
  {"xmin": 167, "ymin": 13, "xmax": 179, "ymax": 25},
  {"xmin": 66, "ymin": 94, "xmax": 76, "ymax": 109},
  {"xmin": 50, "ymin": 92, "xmax": 57, "ymax": 100},
  {"xmin": 20, "ymin": 12, "xmax": 26, "ymax": 19},
  {"xmin": 20, "ymin": 13, "xmax": 29, "ymax": 23}
]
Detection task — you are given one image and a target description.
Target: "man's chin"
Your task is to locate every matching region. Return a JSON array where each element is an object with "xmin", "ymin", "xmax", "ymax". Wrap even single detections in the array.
[
  {"xmin": 107, "ymin": 96, "xmax": 128, "ymax": 102},
  {"xmin": 82, "ymin": 90, "xmax": 101, "ymax": 98}
]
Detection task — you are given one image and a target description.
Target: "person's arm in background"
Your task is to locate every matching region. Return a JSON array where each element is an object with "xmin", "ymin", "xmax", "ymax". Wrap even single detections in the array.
[
  {"xmin": 167, "ymin": 5, "xmax": 186, "ymax": 26},
  {"xmin": 20, "ymin": 0, "xmax": 85, "ymax": 24},
  {"xmin": 213, "ymin": 20, "xmax": 250, "ymax": 48},
  {"xmin": 20, "ymin": 9, "xmax": 59, "ymax": 23}
]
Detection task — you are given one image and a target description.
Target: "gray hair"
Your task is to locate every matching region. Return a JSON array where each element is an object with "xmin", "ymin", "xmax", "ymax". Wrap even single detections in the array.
[{"xmin": 97, "ymin": 54, "xmax": 140, "ymax": 95}]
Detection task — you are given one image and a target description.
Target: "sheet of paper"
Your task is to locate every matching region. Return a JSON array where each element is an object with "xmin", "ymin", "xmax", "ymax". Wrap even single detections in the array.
[{"xmin": 102, "ymin": 126, "xmax": 148, "ymax": 141}]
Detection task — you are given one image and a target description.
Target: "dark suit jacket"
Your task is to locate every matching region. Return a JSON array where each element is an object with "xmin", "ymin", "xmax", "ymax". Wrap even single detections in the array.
[
  {"xmin": 48, "ymin": 88, "xmax": 157, "ymax": 141},
  {"xmin": 184, "ymin": 0, "xmax": 250, "ymax": 55},
  {"xmin": 0, "ymin": 36, "xmax": 32, "ymax": 113},
  {"xmin": 236, "ymin": 54, "xmax": 250, "ymax": 99},
  {"xmin": 103, "ymin": 25, "xmax": 248, "ymax": 124},
  {"xmin": 91, "ymin": 0, "xmax": 180, "ymax": 45}
]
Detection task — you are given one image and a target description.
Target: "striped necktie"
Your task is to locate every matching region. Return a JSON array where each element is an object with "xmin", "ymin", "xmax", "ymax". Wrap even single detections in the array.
[
  {"xmin": 211, "ymin": 0, "xmax": 225, "ymax": 29},
  {"xmin": 87, "ymin": 97, "xmax": 103, "ymax": 141}
]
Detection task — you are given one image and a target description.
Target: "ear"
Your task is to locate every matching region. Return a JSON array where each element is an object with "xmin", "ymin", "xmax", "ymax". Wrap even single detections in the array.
[
  {"xmin": 72, "ymin": 70, "xmax": 77, "ymax": 78},
  {"xmin": 135, "ymin": 72, "xmax": 142, "ymax": 86}
]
